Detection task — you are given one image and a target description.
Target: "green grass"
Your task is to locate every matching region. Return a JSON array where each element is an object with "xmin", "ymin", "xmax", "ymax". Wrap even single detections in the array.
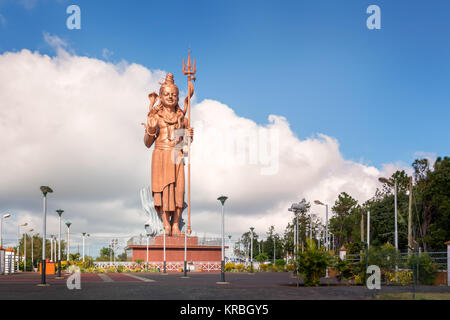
[{"xmin": 377, "ymin": 292, "xmax": 450, "ymax": 300}]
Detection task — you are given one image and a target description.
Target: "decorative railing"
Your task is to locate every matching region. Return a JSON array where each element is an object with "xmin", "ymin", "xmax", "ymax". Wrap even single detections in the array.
[
  {"xmin": 93, "ymin": 261, "xmax": 221, "ymax": 272},
  {"xmin": 126, "ymin": 236, "xmax": 222, "ymax": 247},
  {"xmin": 126, "ymin": 236, "xmax": 156, "ymax": 246}
]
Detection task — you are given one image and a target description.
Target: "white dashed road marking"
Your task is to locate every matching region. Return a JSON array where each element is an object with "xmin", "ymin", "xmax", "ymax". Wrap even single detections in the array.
[
  {"xmin": 124, "ymin": 274, "xmax": 156, "ymax": 282},
  {"xmin": 98, "ymin": 274, "xmax": 114, "ymax": 282}
]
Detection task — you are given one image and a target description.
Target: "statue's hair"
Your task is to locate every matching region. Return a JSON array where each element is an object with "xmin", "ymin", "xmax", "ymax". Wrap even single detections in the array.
[{"xmin": 159, "ymin": 73, "xmax": 179, "ymax": 96}]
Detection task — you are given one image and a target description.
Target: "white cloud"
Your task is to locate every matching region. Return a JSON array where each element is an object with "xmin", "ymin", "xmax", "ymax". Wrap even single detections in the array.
[{"xmin": 0, "ymin": 42, "xmax": 405, "ymax": 255}]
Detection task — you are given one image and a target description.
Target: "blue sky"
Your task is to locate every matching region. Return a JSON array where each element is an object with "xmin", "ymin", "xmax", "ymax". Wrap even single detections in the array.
[{"xmin": 1, "ymin": 0, "xmax": 449, "ymax": 168}]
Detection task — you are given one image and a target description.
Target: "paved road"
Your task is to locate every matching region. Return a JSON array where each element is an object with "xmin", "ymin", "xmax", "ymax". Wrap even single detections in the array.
[{"xmin": 0, "ymin": 272, "xmax": 449, "ymax": 300}]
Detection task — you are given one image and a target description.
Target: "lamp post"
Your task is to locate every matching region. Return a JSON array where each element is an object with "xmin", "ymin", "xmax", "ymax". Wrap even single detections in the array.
[
  {"xmin": 144, "ymin": 224, "xmax": 151, "ymax": 270},
  {"xmin": 17, "ymin": 222, "xmax": 28, "ymax": 271},
  {"xmin": 1, "ymin": 213, "xmax": 11, "ymax": 248},
  {"xmin": 87, "ymin": 236, "xmax": 90, "ymax": 259},
  {"xmin": 182, "ymin": 230, "xmax": 189, "ymax": 278},
  {"xmin": 32, "ymin": 232, "xmax": 38, "ymax": 272},
  {"xmin": 379, "ymin": 177, "xmax": 399, "ymax": 277},
  {"xmin": 24, "ymin": 228, "xmax": 33, "ymax": 272},
  {"xmin": 111, "ymin": 238, "xmax": 118, "ymax": 265},
  {"xmin": 378, "ymin": 177, "xmax": 398, "ymax": 250},
  {"xmin": 249, "ymin": 227, "xmax": 254, "ymax": 274},
  {"xmin": 217, "ymin": 196, "xmax": 228, "ymax": 284},
  {"xmin": 163, "ymin": 228, "xmax": 167, "ymax": 274},
  {"xmin": 65, "ymin": 222, "xmax": 71, "ymax": 266},
  {"xmin": 367, "ymin": 209, "xmax": 370, "ymax": 249},
  {"xmin": 273, "ymin": 236, "xmax": 276, "ymax": 264},
  {"xmin": 82, "ymin": 232, "xmax": 87, "ymax": 268},
  {"xmin": 288, "ymin": 201, "xmax": 307, "ymax": 262},
  {"xmin": 39, "ymin": 186, "xmax": 53, "ymax": 286},
  {"xmin": 50, "ymin": 235, "xmax": 53, "ymax": 262},
  {"xmin": 228, "ymin": 235, "xmax": 232, "ymax": 262},
  {"xmin": 309, "ymin": 213, "xmax": 313, "ymax": 243},
  {"xmin": 56, "ymin": 209, "xmax": 64, "ymax": 278},
  {"xmin": 51, "ymin": 236, "xmax": 54, "ymax": 262},
  {"xmin": 146, "ymin": 232, "xmax": 149, "ymax": 270},
  {"xmin": 314, "ymin": 200, "xmax": 329, "ymax": 251},
  {"xmin": 315, "ymin": 200, "xmax": 330, "ymax": 278}
]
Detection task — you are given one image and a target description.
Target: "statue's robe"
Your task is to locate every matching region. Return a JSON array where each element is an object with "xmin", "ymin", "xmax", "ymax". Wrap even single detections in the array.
[{"xmin": 149, "ymin": 106, "xmax": 187, "ymax": 212}]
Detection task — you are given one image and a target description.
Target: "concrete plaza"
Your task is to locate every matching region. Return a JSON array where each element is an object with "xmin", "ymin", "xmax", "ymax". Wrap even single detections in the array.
[{"xmin": 1, "ymin": 272, "xmax": 449, "ymax": 300}]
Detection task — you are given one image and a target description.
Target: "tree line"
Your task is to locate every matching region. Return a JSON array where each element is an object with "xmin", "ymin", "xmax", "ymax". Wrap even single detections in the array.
[{"xmin": 234, "ymin": 156, "xmax": 450, "ymax": 260}]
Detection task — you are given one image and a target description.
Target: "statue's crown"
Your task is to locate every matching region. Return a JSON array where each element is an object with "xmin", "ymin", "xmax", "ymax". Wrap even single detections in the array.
[{"xmin": 160, "ymin": 73, "xmax": 175, "ymax": 86}]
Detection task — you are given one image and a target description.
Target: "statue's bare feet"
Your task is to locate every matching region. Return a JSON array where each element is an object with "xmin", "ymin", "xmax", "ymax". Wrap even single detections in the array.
[
  {"xmin": 164, "ymin": 226, "xmax": 171, "ymax": 236},
  {"xmin": 172, "ymin": 224, "xmax": 183, "ymax": 236}
]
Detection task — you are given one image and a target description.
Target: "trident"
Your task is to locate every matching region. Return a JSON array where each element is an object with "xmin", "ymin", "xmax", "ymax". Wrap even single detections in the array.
[{"xmin": 182, "ymin": 49, "xmax": 196, "ymax": 235}]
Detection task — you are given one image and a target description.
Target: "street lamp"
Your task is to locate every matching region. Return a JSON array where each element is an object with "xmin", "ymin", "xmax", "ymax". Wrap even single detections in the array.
[
  {"xmin": 24, "ymin": 228, "xmax": 33, "ymax": 272},
  {"xmin": 228, "ymin": 235, "xmax": 232, "ymax": 263},
  {"xmin": 217, "ymin": 195, "xmax": 228, "ymax": 284},
  {"xmin": 288, "ymin": 201, "xmax": 306, "ymax": 259},
  {"xmin": 367, "ymin": 209, "xmax": 370, "ymax": 249},
  {"xmin": 31, "ymin": 231, "xmax": 38, "ymax": 272},
  {"xmin": 378, "ymin": 177, "xmax": 398, "ymax": 250},
  {"xmin": 273, "ymin": 235, "xmax": 276, "ymax": 264},
  {"xmin": 87, "ymin": 234, "xmax": 91, "ymax": 259},
  {"xmin": 315, "ymin": 201, "xmax": 330, "ymax": 279},
  {"xmin": 181, "ymin": 202, "xmax": 189, "ymax": 279},
  {"xmin": 50, "ymin": 235, "xmax": 54, "ymax": 262},
  {"xmin": 82, "ymin": 232, "xmax": 88, "ymax": 268},
  {"xmin": 249, "ymin": 227, "xmax": 254, "ymax": 274},
  {"xmin": 65, "ymin": 222, "xmax": 72, "ymax": 266},
  {"xmin": 1, "ymin": 213, "xmax": 11, "ymax": 248},
  {"xmin": 39, "ymin": 185, "xmax": 53, "ymax": 286},
  {"xmin": 314, "ymin": 200, "xmax": 329, "ymax": 251},
  {"xmin": 144, "ymin": 224, "xmax": 150, "ymax": 271},
  {"xmin": 17, "ymin": 222, "xmax": 28, "ymax": 271},
  {"xmin": 111, "ymin": 238, "xmax": 118, "ymax": 264},
  {"xmin": 56, "ymin": 209, "xmax": 64, "ymax": 278},
  {"xmin": 163, "ymin": 227, "xmax": 167, "ymax": 274}
]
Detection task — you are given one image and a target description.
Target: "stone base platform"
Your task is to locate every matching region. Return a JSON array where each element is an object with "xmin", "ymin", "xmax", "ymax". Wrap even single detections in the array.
[{"xmin": 128, "ymin": 235, "xmax": 226, "ymax": 264}]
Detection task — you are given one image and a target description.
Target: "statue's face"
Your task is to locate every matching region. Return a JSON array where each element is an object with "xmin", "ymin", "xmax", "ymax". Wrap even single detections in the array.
[{"xmin": 160, "ymin": 86, "xmax": 179, "ymax": 108}]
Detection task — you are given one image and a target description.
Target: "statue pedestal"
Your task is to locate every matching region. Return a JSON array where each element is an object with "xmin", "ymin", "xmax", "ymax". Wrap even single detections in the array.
[{"xmin": 127, "ymin": 235, "xmax": 225, "ymax": 272}]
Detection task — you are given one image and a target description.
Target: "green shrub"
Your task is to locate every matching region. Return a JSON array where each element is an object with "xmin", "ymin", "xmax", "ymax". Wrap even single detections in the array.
[
  {"xmin": 334, "ymin": 257, "xmax": 355, "ymax": 281},
  {"xmin": 275, "ymin": 259, "xmax": 286, "ymax": 268},
  {"xmin": 255, "ymin": 253, "xmax": 268, "ymax": 263},
  {"xmin": 408, "ymin": 253, "xmax": 437, "ymax": 285},
  {"xmin": 296, "ymin": 239, "xmax": 333, "ymax": 286}
]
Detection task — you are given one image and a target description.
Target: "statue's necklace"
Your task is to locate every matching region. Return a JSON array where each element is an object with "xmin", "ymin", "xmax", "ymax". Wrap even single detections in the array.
[
  {"xmin": 159, "ymin": 107, "xmax": 180, "ymax": 141},
  {"xmin": 160, "ymin": 107, "xmax": 179, "ymax": 125}
]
